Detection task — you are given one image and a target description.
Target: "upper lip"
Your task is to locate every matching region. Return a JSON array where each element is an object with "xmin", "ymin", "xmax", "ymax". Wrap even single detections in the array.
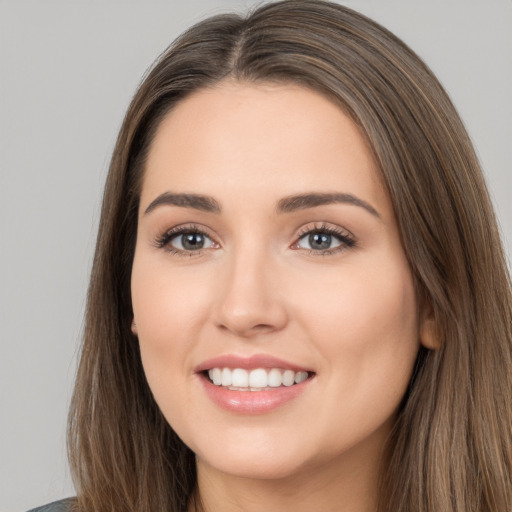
[{"xmin": 195, "ymin": 354, "xmax": 312, "ymax": 373}]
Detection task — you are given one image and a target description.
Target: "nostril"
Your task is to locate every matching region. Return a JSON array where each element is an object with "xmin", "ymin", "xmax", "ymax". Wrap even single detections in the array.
[{"xmin": 215, "ymin": 319, "xmax": 278, "ymax": 338}]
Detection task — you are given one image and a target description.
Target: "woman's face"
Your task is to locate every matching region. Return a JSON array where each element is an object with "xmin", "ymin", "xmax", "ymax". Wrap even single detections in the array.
[{"xmin": 131, "ymin": 81, "xmax": 425, "ymax": 481}]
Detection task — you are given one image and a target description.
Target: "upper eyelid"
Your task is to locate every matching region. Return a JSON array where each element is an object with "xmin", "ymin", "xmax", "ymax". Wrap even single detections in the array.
[
  {"xmin": 157, "ymin": 221, "xmax": 352, "ymax": 239},
  {"xmin": 163, "ymin": 223, "xmax": 216, "ymax": 238},
  {"xmin": 296, "ymin": 222, "xmax": 354, "ymax": 239}
]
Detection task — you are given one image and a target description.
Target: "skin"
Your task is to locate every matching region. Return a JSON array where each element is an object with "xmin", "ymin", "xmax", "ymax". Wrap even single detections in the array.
[{"xmin": 131, "ymin": 81, "xmax": 432, "ymax": 512}]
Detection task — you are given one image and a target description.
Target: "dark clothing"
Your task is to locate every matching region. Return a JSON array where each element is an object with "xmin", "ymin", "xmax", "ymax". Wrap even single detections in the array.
[{"xmin": 27, "ymin": 498, "xmax": 74, "ymax": 512}]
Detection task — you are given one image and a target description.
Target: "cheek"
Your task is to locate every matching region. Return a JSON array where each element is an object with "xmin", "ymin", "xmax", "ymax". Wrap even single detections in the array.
[
  {"xmin": 308, "ymin": 248, "xmax": 416, "ymax": 333},
  {"xmin": 131, "ymin": 256, "xmax": 212, "ymax": 343},
  {"xmin": 290, "ymin": 252, "xmax": 419, "ymax": 389},
  {"xmin": 131, "ymin": 257, "xmax": 181, "ymax": 377},
  {"xmin": 285, "ymin": 254, "xmax": 420, "ymax": 453},
  {"xmin": 130, "ymin": 255, "xmax": 219, "ymax": 415}
]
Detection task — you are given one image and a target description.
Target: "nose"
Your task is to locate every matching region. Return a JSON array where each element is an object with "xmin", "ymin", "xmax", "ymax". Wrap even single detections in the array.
[{"xmin": 213, "ymin": 248, "xmax": 289, "ymax": 339}]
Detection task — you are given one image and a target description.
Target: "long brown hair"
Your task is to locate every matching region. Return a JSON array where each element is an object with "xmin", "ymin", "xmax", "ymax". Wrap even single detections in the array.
[{"xmin": 68, "ymin": 1, "xmax": 512, "ymax": 510}]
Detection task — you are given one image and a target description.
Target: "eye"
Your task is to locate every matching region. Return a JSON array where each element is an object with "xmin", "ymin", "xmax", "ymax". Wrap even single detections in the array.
[
  {"xmin": 293, "ymin": 223, "xmax": 355, "ymax": 255},
  {"xmin": 154, "ymin": 225, "xmax": 218, "ymax": 255},
  {"xmin": 171, "ymin": 231, "xmax": 215, "ymax": 251}
]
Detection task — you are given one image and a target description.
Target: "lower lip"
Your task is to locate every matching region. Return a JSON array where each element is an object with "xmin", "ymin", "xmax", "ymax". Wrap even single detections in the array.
[{"xmin": 198, "ymin": 373, "xmax": 312, "ymax": 414}]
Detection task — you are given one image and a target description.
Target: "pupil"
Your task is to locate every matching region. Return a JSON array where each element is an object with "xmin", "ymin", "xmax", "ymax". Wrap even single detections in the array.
[
  {"xmin": 182, "ymin": 233, "xmax": 204, "ymax": 250},
  {"xmin": 309, "ymin": 233, "xmax": 331, "ymax": 250}
]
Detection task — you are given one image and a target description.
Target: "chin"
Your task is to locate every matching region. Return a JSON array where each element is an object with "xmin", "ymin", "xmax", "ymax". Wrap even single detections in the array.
[
  {"xmin": 198, "ymin": 450, "xmax": 312, "ymax": 481},
  {"xmin": 186, "ymin": 427, "xmax": 315, "ymax": 481}
]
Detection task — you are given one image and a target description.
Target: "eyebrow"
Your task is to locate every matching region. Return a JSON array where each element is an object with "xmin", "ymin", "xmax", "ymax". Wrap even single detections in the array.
[
  {"xmin": 144, "ymin": 192, "xmax": 221, "ymax": 215},
  {"xmin": 276, "ymin": 192, "xmax": 380, "ymax": 217},
  {"xmin": 144, "ymin": 191, "xmax": 380, "ymax": 218}
]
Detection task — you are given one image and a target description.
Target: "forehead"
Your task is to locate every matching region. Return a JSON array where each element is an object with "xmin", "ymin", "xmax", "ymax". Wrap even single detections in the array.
[{"xmin": 141, "ymin": 81, "xmax": 390, "ymax": 219}]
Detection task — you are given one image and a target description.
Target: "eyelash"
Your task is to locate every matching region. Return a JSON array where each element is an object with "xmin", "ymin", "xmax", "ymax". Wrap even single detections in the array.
[
  {"xmin": 294, "ymin": 223, "xmax": 356, "ymax": 256},
  {"xmin": 153, "ymin": 222, "xmax": 356, "ymax": 257},
  {"xmin": 153, "ymin": 223, "xmax": 215, "ymax": 257}
]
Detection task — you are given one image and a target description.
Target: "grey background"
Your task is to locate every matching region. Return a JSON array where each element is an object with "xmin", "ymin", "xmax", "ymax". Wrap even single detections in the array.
[{"xmin": 1, "ymin": 1, "xmax": 510, "ymax": 510}]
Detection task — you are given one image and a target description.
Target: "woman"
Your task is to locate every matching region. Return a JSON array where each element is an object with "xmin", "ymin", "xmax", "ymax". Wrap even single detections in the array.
[{"xmin": 31, "ymin": 0, "xmax": 512, "ymax": 511}]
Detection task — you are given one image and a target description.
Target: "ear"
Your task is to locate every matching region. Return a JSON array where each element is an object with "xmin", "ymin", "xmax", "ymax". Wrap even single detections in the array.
[
  {"xmin": 419, "ymin": 308, "xmax": 440, "ymax": 350},
  {"xmin": 131, "ymin": 319, "xmax": 138, "ymax": 336},
  {"xmin": 420, "ymin": 317, "xmax": 439, "ymax": 350}
]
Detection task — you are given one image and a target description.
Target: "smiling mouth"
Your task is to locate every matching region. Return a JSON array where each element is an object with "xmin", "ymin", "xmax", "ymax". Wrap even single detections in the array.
[{"xmin": 205, "ymin": 367, "xmax": 313, "ymax": 391}]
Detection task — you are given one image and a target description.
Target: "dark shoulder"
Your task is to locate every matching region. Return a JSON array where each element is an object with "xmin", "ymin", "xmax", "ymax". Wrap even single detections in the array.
[{"xmin": 27, "ymin": 498, "xmax": 75, "ymax": 512}]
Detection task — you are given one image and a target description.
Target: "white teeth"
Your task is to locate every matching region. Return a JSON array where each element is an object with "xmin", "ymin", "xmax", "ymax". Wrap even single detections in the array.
[
  {"xmin": 231, "ymin": 368, "xmax": 249, "ymax": 387},
  {"xmin": 248, "ymin": 368, "xmax": 268, "ymax": 388},
  {"xmin": 221, "ymin": 368, "xmax": 232, "ymax": 386},
  {"xmin": 207, "ymin": 367, "xmax": 310, "ymax": 389},
  {"xmin": 268, "ymin": 368, "xmax": 282, "ymax": 387},
  {"xmin": 295, "ymin": 371, "xmax": 308, "ymax": 384},
  {"xmin": 209, "ymin": 368, "xmax": 222, "ymax": 385},
  {"xmin": 282, "ymin": 370, "xmax": 295, "ymax": 387}
]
